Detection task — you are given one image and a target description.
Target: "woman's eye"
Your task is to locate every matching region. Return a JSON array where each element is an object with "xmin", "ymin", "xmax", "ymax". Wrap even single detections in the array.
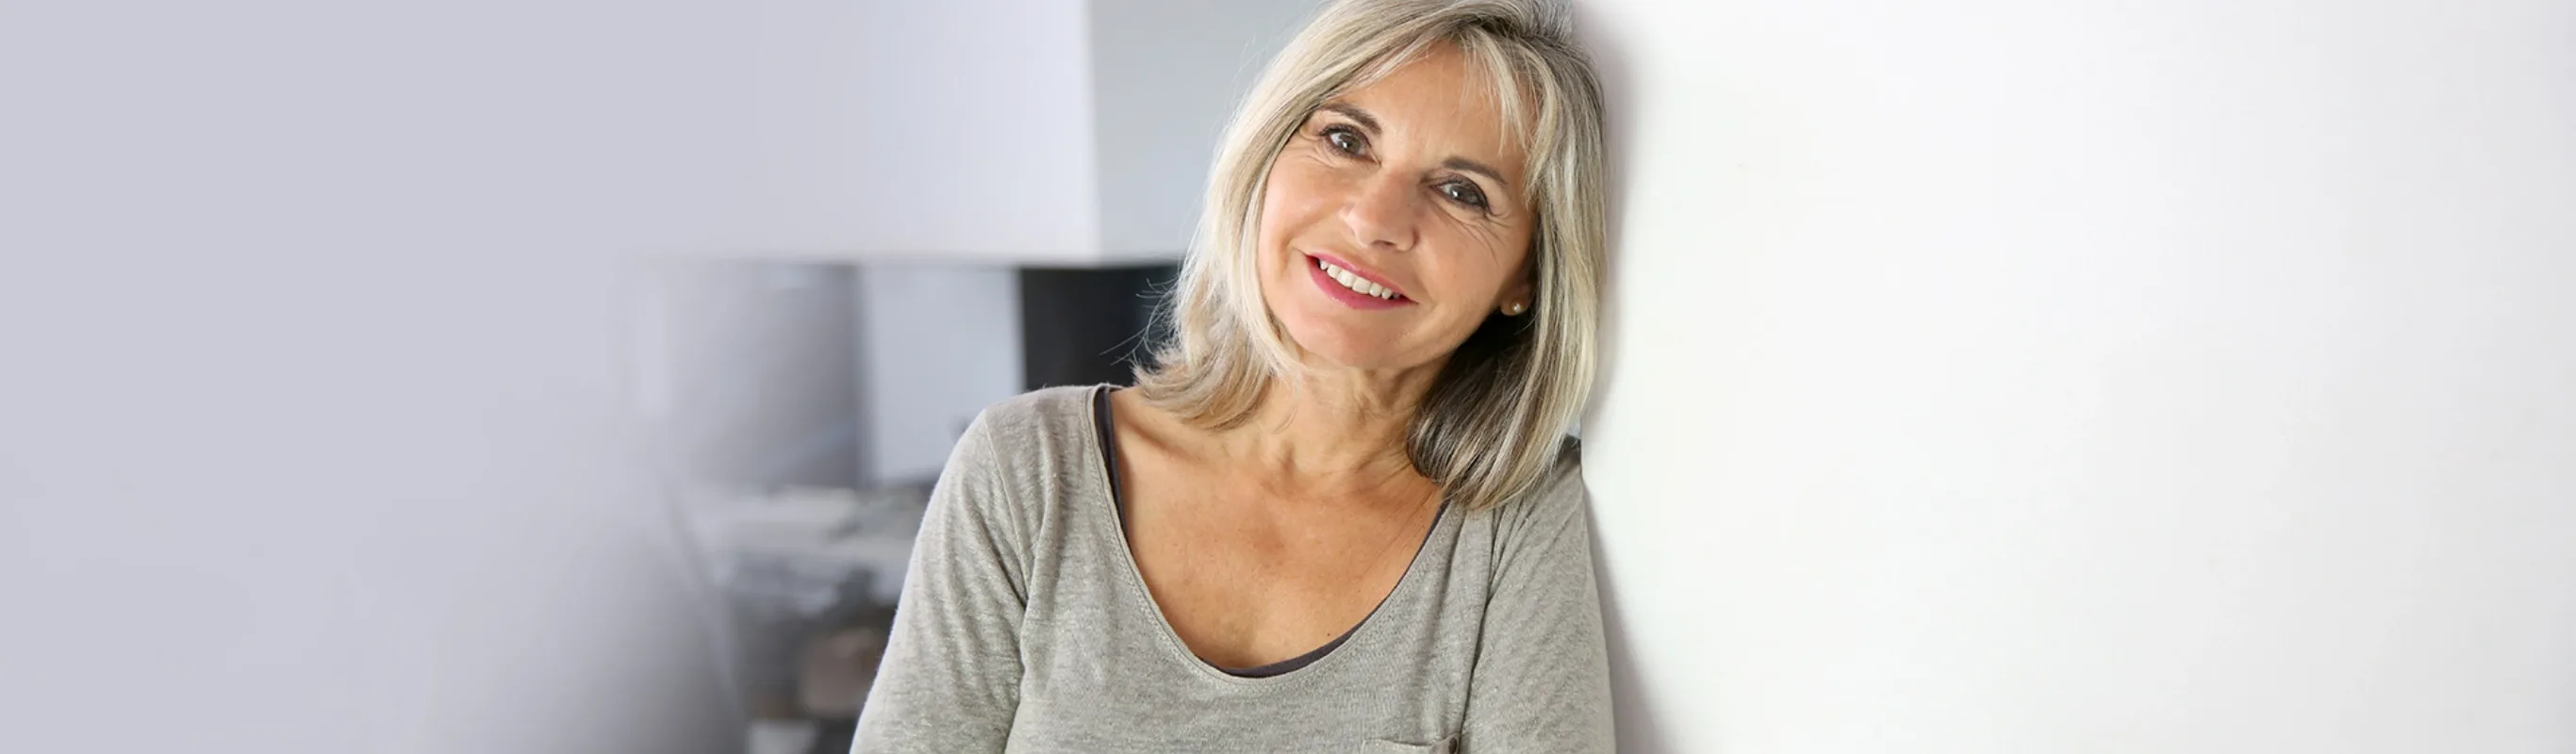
[
  {"xmin": 1441, "ymin": 180, "xmax": 1490, "ymax": 210},
  {"xmin": 1322, "ymin": 126, "xmax": 1366, "ymax": 156}
]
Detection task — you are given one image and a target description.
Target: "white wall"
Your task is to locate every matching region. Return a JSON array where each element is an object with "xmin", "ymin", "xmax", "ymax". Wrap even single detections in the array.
[{"xmin": 1578, "ymin": 1, "xmax": 2576, "ymax": 752}]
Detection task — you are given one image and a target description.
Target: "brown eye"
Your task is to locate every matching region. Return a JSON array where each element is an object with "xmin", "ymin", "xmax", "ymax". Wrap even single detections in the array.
[
  {"xmin": 1322, "ymin": 125, "xmax": 1367, "ymax": 156},
  {"xmin": 1440, "ymin": 180, "xmax": 1490, "ymax": 210}
]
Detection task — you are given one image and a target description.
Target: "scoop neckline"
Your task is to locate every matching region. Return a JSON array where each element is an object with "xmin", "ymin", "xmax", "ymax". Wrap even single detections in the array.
[{"xmin": 1080, "ymin": 384, "xmax": 1450, "ymax": 687}]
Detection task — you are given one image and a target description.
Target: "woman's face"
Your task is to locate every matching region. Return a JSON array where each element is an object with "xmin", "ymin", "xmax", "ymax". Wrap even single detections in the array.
[{"xmin": 1257, "ymin": 44, "xmax": 1536, "ymax": 375}]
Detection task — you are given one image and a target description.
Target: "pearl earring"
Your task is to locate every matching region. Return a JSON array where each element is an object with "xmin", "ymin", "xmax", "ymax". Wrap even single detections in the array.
[{"xmin": 1504, "ymin": 301, "xmax": 1528, "ymax": 316}]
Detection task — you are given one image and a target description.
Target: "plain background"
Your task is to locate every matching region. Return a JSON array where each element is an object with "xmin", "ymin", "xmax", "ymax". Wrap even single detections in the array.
[
  {"xmin": 1, "ymin": 1, "xmax": 752, "ymax": 750},
  {"xmin": 1579, "ymin": 0, "xmax": 2576, "ymax": 751}
]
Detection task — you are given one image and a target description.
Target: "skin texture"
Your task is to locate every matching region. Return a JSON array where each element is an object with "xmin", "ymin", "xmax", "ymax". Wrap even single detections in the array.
[{"xmin": 1107, "ymin": 43, "xmax": 1539, "ymax": 668}]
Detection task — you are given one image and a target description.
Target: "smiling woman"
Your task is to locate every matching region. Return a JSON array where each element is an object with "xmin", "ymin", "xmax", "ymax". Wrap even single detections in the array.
[
  {"xmin": 850, "ymin": 1, "xmax": 1611, "ymax": 751},
  {"xmin": 1263, "ymin": 51, "xmax": 1542, "ymax": 373}
]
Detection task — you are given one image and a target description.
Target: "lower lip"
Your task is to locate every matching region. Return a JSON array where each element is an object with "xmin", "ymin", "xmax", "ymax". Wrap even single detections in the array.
[{"xmin": 1304, "ymin": 254, "xmax": 1412, "ymax": 310}]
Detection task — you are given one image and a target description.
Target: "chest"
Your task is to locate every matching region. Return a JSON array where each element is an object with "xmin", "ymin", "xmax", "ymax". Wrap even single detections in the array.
[
  {"xmin": 1115, "ymin": 460, "xmax": 1442, "ymax": 669},
  {"xmin": 1002, "ymin": 484, "xmax": 1492, "ymax": 753}
]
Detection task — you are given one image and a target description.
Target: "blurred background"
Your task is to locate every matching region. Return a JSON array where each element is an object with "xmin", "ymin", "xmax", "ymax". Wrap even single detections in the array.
[
  {"xmin": 2, "ymin": 1, "xmax": 1312, "ymax": 752},
  {"xmin": 635, "ymin": 256, "xmax": 1191, "ymax": 753}
]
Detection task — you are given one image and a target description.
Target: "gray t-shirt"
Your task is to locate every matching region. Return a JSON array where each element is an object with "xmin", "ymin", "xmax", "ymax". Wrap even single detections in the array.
[{"xmin": 850, "ymin": 385, "xmax": 1613, "ymax": 753}]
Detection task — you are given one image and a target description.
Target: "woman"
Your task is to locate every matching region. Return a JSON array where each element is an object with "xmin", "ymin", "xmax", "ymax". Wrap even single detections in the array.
[{"xmin": 851, "ymin": 0, "xmax": 1610, "ymax": 750}]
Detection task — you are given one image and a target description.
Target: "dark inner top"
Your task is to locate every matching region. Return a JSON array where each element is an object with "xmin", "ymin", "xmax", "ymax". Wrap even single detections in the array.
[{"xmin": 1090, "ymin": 385, "xmax": 1360, "ymax": 679}]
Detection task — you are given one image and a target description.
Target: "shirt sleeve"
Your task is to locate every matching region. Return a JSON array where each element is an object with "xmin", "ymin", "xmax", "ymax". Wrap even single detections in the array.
[
  {"xmin": 850, "ymin": 410, "xmax": 1029, "ymax": 753},
  {"xmin": 1459, "ymin": 459, "xmax": 1617, "ymax": 753}
]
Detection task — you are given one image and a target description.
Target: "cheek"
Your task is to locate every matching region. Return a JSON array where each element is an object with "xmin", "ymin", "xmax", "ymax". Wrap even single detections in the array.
[
  {"xmin": 1477, "ymin": 226, "xmax": 1538, "ymax": 299},
  {"xmin": 1428, "ymin": 233, "xmax": 1533, "ymax": 306},
  {"xmin": 1257, "ymin": 161, "xmax": 1336, "ymax": 246}
]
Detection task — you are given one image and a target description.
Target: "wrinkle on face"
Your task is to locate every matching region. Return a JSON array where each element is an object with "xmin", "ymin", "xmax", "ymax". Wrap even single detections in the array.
[{"xmin": 1255, "ymin": 41, "xmax": 1538, "ymax": 378}]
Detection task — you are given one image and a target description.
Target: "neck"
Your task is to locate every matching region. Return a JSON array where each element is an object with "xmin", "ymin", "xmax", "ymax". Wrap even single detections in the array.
[{"xmin": 1221, "ymin": 363, "xmax": 1445, "ymax": 495}]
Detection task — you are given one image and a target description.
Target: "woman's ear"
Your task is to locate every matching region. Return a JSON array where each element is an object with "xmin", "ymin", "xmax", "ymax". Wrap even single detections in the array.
[{"xmin": 1498, "ymin": 266, "xmax": 1538, "ymax": 316}]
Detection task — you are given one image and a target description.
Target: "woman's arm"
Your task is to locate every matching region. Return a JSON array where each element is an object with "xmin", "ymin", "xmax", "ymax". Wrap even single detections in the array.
[
  {"xmin": 850, "ymin": 412, "xmax": 1029, "ymax": 752},
  {"xmin": 1460, "ymin": 462, "xmax": 1616, "ymax": 753}
]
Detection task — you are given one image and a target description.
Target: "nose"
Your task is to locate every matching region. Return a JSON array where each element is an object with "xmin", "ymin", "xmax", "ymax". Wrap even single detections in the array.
[{"xmin": 1338, "ymin": 171, "xmax": 1418, "ymax": 252}]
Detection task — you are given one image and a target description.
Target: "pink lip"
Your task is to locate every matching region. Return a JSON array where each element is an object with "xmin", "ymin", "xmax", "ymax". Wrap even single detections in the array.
[
  {"xmin": 1302, "ymin": 251, "xmax": 1409, "ymax": 298},
  {"xmin": 1302, "ymin": 252, "xmax": 1414, "ymax": 310}
]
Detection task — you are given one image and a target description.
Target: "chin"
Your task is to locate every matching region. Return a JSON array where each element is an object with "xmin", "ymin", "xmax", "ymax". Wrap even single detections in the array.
[{"xmin": 1274, "ymin": 314, "xmax": 1413, "ymax": 372}]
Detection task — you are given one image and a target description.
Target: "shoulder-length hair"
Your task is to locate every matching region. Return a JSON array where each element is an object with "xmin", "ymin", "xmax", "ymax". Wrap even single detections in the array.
[{"xmin": 1132, "ymin": 0, "xmax": 1607, "ymax": 513}]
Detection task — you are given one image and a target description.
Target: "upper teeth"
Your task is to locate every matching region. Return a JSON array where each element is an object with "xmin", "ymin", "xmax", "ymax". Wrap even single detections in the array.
[{"xmin": 1317, "ymin": 259, "xmax": 1398, "ymax": 300}]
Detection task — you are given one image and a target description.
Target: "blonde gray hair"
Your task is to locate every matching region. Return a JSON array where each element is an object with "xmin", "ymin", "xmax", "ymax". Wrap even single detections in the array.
[{"xmin": 1131, "ymin": 0, "xmax": 1607, "ymax": 513}]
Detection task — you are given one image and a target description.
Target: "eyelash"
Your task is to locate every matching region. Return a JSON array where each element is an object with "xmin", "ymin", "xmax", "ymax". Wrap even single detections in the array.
[
  {"xmin": 1315, "ymin": 123, "xmax": 1494, "ymax": 213},
  {"xmin": 1439, "ymin": 180, "xmax": 1491, "ymax": 211}
]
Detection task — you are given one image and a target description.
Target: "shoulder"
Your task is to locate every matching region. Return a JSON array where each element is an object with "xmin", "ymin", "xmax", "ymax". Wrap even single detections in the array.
[
  {"xmin": 1448, "ymin": 435, "xmax": 1597, "ymax": 598},
  {"xmin": 966, "ymin": 384, "xmax": 1098, "ymax": 443},
  {"xmin": 1514, "ymin": 435, "xmax": 1590, "ymax": 514},
  {"xmin": 951, "ymin": 384, "xmax": 1127, "ymax": 496},
  {"xmin": 1475, "ymin": 435, "xmax": 1592, "ymax": 548},
  {"xmin": 952, "ymin": 384, "xmax": 1114, "ymax": 473},
  {"xmin": 928, "ymin": 385, "xmax": 1109, "ymax": 549},
  {"xmin": 937, "ymin": 385, "xmax": 1104, "ymax": 496}
]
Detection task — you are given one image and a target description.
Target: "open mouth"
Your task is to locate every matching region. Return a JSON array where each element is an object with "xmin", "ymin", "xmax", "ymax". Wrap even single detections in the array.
[
  {"xmin": 1304, "ymin": 253, "xmax": 1411, "ymax": 309},
  {"xmin": 1316, "ymin": 257, "xmax": 1403, "ymax": 300}
]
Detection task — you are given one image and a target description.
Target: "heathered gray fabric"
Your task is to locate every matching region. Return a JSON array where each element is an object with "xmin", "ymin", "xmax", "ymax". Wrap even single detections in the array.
[{"xmin": 850, "ymin": 385, "xmax": 1613, "ymax": 753}]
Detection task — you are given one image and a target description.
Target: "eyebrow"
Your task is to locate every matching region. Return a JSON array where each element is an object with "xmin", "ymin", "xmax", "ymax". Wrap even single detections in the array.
[
  {"xmin": 1318, "ymin": 102, "xmax": 1382, "ymax": 135},
  {"xmin": 1316, "ymin": 102, "xmax": 1517, "ymax": 189},
  {"xmin": 1443, "ymin": 156, "xmax": 1512, "ymax": 188}
]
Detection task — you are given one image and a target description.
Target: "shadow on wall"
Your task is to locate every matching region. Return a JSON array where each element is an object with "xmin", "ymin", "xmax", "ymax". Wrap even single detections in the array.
[
  {"xmin": 1591, "ymin": 521, "xmax": 1676, "ymax": 754},
  {"xmin": 1573, "ymin": 2, "xmax": 1675, "ymax": 752}
]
